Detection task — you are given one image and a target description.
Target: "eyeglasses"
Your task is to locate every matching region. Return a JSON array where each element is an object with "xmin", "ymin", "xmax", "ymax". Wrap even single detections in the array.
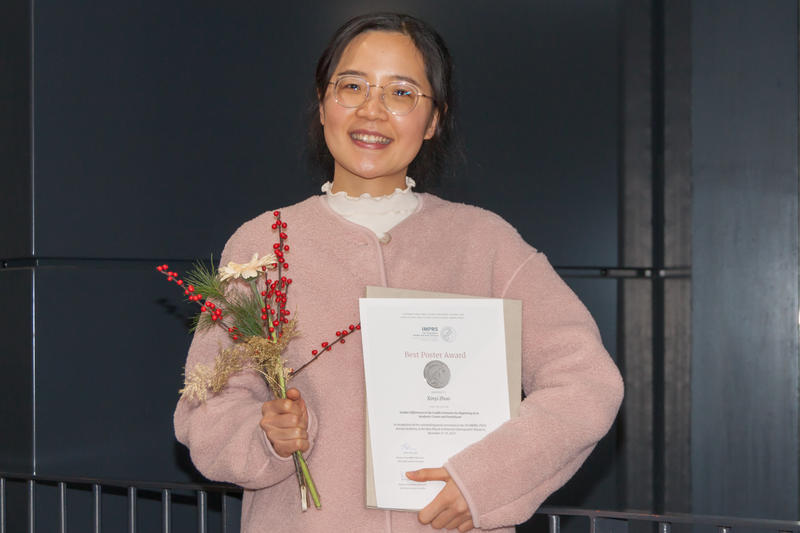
[{"xmin": 328, "ymin": 75, "xmax": 434, "ymax": 116}]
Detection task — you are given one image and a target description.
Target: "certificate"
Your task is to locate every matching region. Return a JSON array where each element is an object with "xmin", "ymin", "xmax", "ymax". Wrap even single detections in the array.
[{"xmin": 359, "ymin": 289, "xmax": 520, "ymax": 511}]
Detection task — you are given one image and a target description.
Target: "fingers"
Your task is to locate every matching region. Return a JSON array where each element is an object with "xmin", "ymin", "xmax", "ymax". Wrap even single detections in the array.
[
  {"xmin": 260, "ymin": 389, "xmax": 310, "ymax": 457},
  {"xmin": 415, "ymin": 477, "xmax": 473, "ymax": 531},
  {"xmin": 405, "ymin": 467, "xmax": 449, "ymax": 483}
]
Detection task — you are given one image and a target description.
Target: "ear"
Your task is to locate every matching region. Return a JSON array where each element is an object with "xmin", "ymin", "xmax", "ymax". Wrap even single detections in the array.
[
  {"xmin": 423, "ymin": 108, "xmax": 439, "ymax": 140},
  {"xmin": 319, "ymin": 102, "xmax": 325, "ymax": 126}
]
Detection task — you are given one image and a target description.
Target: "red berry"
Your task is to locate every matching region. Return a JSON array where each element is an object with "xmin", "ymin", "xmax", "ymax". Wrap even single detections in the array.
[
  {"xmin": 284, "ymin": 310, "xmax": 291, "ymax": 315},
  {"xmin": 271, "ymin": 223, "xmax": 277, "ymax": 229},
  {"xmin": 269, "ymin": 327, "xmax": 274, "ymax": 333},
  {"xmin": 281, "ymin": 222, "xmax": 287, "ymax": 228},
  {"xmin": 356, "ymin": 324, "xmax": 361, "ymax": 329},
  {"xmin": 349, "ymin": 324, "xmax": 355, "ymax": 330},
  {"xmin": 283, "ymin": 263, "xmax": 289, "ymax": 269},
  {"xmin": 322, "ymin": 342, "xmax": 328, "ymax": 347},
  {"xmin": 340, "ymin": 339, "xmax": 346, "ymax": 344},
  {"xmin": 280, "ymin": 232, "xmax": 287, "ymax": 239},
  {"xmin": 184, "ymin": 290, "xmax": 189, "ymax": 295},
  {"xmin": 162, "ymin": 264, "xmax": 168, "ymax": 269},
  {"xmin": 176, "ymin": 280, "xmax": 183, "ymax": 285},
  {"xmin": 228, "ymin": 327, "xmax": 234, "ymax": 332},
  {"xmin": 261, "ymin": 314, "xmax": 267, "ymax": 320},
  {"xmin": 188, "ymin": 285, "xmax": 194, "ymax": 291},
  {"xmin": 336, "ymin": 331, "xmax": 341, "ymax": 336},
  {"xmin": 284, "ymin": 245, "xmax": 289, "ymax": 251},
  {"xmin": 196, "ymin": 293, "xmax": 202, "ymax": 299},
  {"xmin": 287, "ymin": 279, "xmax": 293, "ymax": 284},
  {"xmin": 156, "ymin": 265, "xmax": 162, "ymax": 271},
  {"xmin": 200, "ymin": 306, "xmax": 207, "ymax": 312},
  {"xmin": 261, "ymin": 291, "xmax": 266, "ymax": 296},
  {"xmin": 233, "ymin": 335, "xmax": 239, "ymax": 340},
  {"xmin": 273, "ymin": 210, "xmax": 280, "ymax": 217},
  {"xmin": 273, "ymin": 320, "xmax": 279, "ymax": 326},
  {"xmin": 167, "ymin": 276, "xmax": 173, "ymax": 281},
  {"xmin": 312, "ymin": 349, "xmax": 318, "ymax": 356},
  {"xmin": 211, "ymin": 315, "xmax": 218, "ymax": 321}
]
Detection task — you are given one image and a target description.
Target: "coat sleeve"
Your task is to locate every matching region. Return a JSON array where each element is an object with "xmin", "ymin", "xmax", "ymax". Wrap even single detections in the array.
[
  {"xmin": 443, "ymin": 252, "xmax": 624, "ymax": 529},
  {"xmin": 173, "ymin": 226, "xmax": 319, "ymax": 490}
]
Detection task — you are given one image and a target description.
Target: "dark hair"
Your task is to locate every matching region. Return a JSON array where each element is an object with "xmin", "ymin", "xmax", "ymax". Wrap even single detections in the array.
[{"xmin": 308, "ymin": 12, "xmax": 458, "ymax": 192}]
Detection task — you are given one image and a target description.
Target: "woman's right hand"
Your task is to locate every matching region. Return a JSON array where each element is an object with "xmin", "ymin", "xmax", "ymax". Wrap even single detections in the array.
[{"xmin": 260, "ymin": 388, "xmax": 309, "ymax": 458}]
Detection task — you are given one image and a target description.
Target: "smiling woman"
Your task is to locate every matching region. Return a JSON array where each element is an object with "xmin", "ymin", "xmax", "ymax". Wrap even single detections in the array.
[
  {"xmin": 173, "ymin": 12, "xmax": 623, "ymax": 533},
  {"xmin": 318, "ymin": 31, "xmax": 439, "ymax": 197}
]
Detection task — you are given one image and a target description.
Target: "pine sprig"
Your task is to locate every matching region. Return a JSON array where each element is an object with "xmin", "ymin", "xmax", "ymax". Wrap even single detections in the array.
[
  {"xmin": 225, "ymin": 290, "xmax": 266, "ymax": 338},
  {"xmin": 184, "ymin": 258, "xmax": 226, "ymax": 302}
]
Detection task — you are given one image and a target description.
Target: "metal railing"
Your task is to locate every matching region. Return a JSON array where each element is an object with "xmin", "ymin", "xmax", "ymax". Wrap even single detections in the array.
[{"xmin": 2, "ymin": 472, "xmax": 799, "ymax": 533}]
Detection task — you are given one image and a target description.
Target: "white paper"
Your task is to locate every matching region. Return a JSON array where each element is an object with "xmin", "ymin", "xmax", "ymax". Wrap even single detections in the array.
[{"xmin": 359, "ymin": 298, "xmax": 510, "ymax": 510}]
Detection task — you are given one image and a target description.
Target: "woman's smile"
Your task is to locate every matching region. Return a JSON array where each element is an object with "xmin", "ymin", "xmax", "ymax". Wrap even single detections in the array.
[{"xmin": 349, "ymin": 129, "xmax": 394, "ymax": 148}]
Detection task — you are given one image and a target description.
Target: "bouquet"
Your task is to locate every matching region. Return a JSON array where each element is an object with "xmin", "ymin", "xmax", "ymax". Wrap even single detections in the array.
[{"xmin": 157, "ymin": 210, "xmax": 360, "ymax": 511}]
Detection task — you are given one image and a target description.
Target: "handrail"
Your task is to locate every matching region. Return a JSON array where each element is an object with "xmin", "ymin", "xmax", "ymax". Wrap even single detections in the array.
[
  {"xmin": 538, "ymin": 507, "xmax": 800, "ymax": 531},
  {"xmin": 2, "ymin": 471, "xmax": 799, "ymax": 533}
]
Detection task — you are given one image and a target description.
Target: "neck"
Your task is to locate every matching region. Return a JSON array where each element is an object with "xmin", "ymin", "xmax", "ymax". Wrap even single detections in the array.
[{"xmin": 331, "ymin": 168, "xmax": 408, "ymax": 197}]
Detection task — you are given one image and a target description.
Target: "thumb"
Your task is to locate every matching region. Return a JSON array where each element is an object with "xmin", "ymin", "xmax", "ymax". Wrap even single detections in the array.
[
  {"xmin": 406, "ymin": 467, "xmax": 449, "ymax": 482},
  {"xmin": 285, "ymin": 387, "xmax": 302, "ymax": 401}
]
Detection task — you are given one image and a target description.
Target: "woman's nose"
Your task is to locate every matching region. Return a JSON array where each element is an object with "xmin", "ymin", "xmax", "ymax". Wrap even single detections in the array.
[{"xmin": 356, "ymin": 87, "xmax": 389, "ymax": 119}]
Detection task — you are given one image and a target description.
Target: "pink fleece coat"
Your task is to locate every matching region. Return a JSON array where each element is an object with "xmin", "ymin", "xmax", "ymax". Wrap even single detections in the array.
[{"xmin": 174, "ymin": 194, "xmax": 624, "ymax": 532}]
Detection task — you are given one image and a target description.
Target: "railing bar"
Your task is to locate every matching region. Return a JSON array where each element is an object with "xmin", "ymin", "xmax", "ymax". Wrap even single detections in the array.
[
  {"xmin": 1, "ymin": 477, "xmax": 6, "ymax": 533},
  {"xmin": 162, "ymin": 488, "xmax": 171, "ymax": 533},
  {"xmin": 128, "ymin": 486, "xmax": 137, "ymax": 533},
  {"xmin": 590, "ymin": 516, "xmax": 597, "ymax": 533},
  {"xmin": 659, "ymin": 522, "xmax": 672, "ymax": 533},
  {"xmin": 221, "ymin": 491, "xmax": 228, "ymax": 533},
  {"xmin": 93, "ymin": 483, "xmax": 102, "ymax": 533},
  {"xmin": 549, "ymin": 514, "xmax": 561, "ymax": 533},
  {"xmin": 718, "ymin": 527, "xmax": 731, "ymax": 533},
  {"xmin": 197, "ymin": 490, "xmax": 207, "ymax": 533},
  {"xmin": 27, "ymin": 480, "xmax": 34, "ymax": 533},
  {"xmin": 59, "ymin": 481, "xmax": 68, "ymax": 533}
]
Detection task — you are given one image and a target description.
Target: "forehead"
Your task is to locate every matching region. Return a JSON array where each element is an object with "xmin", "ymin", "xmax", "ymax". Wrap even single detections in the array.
[{"xmin": 335, "ymin": 31, "xmax": 430, "ymax": 88}]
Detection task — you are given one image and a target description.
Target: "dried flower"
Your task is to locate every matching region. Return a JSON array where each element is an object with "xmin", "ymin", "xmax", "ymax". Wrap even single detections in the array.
[{"xmin": 218, "ymin": 253, "xmax": 277, "ymax": 281}]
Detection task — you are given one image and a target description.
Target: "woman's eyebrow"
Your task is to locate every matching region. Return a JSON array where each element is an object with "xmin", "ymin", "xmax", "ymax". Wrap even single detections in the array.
[{"xmin": 335, "ymin": 69, "xmax": 423, "ymax": 87}]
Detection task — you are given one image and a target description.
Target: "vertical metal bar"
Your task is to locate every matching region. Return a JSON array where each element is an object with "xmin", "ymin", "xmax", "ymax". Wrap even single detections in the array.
[
  {"xmin": 718, "ymin": 527, "xmax": 731, "ymax": 533},
  {"xmin": 162, "ymin": 489, "xmax": 171, "ymax": 533},
  {"xmin": 659, "ymin": 522, "xmax": 671, "ymax": 533},
  {"xmin": 27, "ymin": 480, "xmax": 34, "ymax": 533},
  {"xmin": 590, "ymin": 516, "xmax": 598, "ymax": 533},
  {"xmin": 549, "ymin": 514, "xmax": 560, "ymax": 533},
  {"xmin": 59, "ymin": 482, "xmax": 67, "ymax": 533},
  {"xmin": 221, "ymin": 491, "xmax": 228, "ymax": 533},
  {"xmin": 0, "ymin": 477, "xmax": 6, "ymax": 533},
  {"xmin": 128, "ymin": 487, "xmax": 137, "ymax": 533},
  {"xmin": 93, "ymin": 484, "xmax": 102, "ymax": 533},
  {"xmin": 197, "ymin": 490, "xmax": 207, "ymax": 533}
]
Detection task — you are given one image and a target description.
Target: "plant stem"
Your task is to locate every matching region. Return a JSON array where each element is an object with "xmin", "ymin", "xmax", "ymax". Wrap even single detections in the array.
[{"xmin": 277, "ymin": 367, "xmax": 321, "ymax": 508}]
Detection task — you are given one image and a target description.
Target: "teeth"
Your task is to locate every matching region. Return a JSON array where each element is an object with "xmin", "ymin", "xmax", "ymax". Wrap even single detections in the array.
[{"xmin": 350, "ymin": 132, "xmax": 391, "ymax": 144}]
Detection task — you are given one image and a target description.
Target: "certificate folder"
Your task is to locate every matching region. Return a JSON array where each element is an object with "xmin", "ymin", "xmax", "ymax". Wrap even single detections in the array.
[{"xmin": 361, "ymin": 286, "xmax": 522, "ymax": 510}]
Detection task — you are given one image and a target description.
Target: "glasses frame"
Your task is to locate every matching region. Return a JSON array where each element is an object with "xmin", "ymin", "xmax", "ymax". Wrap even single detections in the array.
[{"xmin": 328, "ymin": 75, "xmax": 434, "ymax": 116}]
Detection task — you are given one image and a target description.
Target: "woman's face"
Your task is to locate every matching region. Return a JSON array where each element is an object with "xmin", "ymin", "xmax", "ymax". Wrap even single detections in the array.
[{"xmin": 319, "ymin": 31, "xmax": 438, "ymax": 195}]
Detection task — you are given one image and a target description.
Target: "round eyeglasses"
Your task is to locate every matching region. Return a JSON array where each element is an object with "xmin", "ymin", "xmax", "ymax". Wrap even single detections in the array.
[{"xmin": 329, "ymin": 75, "xmax": 434, "ymax": 116}]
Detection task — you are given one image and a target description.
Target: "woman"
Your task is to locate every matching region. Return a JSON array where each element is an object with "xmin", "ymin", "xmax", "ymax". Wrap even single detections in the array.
[{"xmin": 174, "ymin": 13, "xmax": 623, "ymax": 533}]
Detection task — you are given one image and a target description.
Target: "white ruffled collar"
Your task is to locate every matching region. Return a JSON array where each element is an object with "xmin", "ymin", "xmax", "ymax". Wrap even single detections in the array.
[
  {"xmin": 322, "ymin": 176, "xmax": 418, "ymax": 219},
  {"xmin": 321, "ymin": 176, "xmax": 416, "ymax": 200}
]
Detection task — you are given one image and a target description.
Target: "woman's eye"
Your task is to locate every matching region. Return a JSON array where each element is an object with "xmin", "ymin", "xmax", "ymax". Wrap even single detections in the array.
[
  {"xmin": 391, "ymin": 87, "xmax": 414, "ymax": 98},
  {"xmin": 343, "ymin": 83, "xmax": 362, "ymax": 92}
]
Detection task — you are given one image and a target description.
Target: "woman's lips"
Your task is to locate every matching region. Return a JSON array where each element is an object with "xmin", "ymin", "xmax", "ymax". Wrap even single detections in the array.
[{"xmin": 349, "ymin": 130, "xmax": 392, "ymax": 149}]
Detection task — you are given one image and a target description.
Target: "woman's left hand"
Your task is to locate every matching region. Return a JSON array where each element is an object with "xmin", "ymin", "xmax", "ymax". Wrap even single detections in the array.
[{"xmin": 406, "ymin": 468, "xmax": 474, "ymax": 531}]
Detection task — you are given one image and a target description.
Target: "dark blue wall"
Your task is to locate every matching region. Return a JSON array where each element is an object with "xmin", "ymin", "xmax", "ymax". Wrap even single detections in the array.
[{"xmin": 691, "ymin": 0, "xmax": 799, "ymax": 519}]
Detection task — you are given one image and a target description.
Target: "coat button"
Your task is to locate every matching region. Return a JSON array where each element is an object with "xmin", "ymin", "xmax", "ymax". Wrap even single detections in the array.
[{"xmin": 379, "ymin": 233, "xmax": 392, "ymax": 244}]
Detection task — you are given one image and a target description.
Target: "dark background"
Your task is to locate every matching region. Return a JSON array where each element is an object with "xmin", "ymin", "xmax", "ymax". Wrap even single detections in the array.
[{"xmin": 1, "ymin": 1, "xmax": 797, "ymax": 532}]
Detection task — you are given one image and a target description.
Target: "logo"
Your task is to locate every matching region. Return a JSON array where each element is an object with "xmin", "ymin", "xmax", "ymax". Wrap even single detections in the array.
[{"xmin": 440, "ymin": 326, "xmax": 456, "ymax": 343}]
